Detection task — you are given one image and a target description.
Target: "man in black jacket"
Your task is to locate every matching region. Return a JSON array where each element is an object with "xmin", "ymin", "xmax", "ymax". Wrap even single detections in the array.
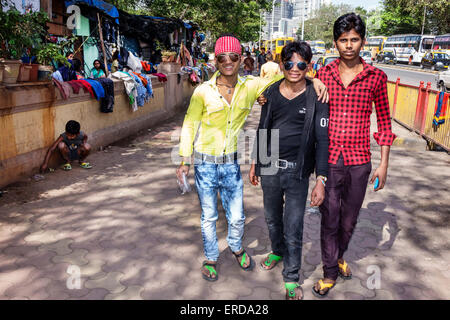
[{"xmin": 249, "ymin": 41, "xmax": 329, "ymax": 300}]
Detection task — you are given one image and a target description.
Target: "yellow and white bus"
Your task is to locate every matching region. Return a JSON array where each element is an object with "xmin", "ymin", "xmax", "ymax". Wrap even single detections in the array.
[
  {"xmin": 384, "ymin": 34, "xmax": 435, "ymax": 64},
  {"xmin": 264, "ymin": 37, "xmax": 294, "ymax": 62},
  {"xmin": 309, "ymin": 40, "xmax": 326, "ymax": 55},
  {"xmin": 364, "ymin": 36, "xmax": 387, "ymax": 57}
]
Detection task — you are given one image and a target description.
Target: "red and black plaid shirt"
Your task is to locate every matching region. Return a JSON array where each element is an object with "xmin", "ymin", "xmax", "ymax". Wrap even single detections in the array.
[{"xmin": 316, "ymin": 57, "xmax": 396, "ymax": 165}]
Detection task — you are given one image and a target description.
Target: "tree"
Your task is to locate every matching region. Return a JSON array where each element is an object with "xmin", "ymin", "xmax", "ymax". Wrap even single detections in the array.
[
  {"xmin": 140, "ymin": 0, "xmax": 273, "ymax": 42},
  {"xmin": 380, "ymin": 0, "xmax": 449, "ymax": 35},
  {"xmin": 297, "ymin": 3, "xmax": 353, "ymax": 48}
]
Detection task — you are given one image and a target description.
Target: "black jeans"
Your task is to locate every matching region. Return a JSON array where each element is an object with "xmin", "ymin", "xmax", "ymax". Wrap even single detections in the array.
[{"xmin": 260, "ymin": 168, "xmax": 309, "ymax": 283}]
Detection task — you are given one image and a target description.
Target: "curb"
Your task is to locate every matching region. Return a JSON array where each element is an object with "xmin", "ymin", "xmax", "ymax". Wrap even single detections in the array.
[{"xmin": 373, "ymin": 63, "xmax": 439, "ymax": 75}]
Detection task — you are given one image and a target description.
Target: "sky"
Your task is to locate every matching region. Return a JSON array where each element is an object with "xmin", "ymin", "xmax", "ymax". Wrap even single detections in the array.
[{"xmin": 330, "ymin": 0, "xmax": 382, "ymax": 11}]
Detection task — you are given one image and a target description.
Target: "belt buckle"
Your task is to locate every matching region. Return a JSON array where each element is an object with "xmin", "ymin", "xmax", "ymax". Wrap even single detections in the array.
[
  {"xmin": 215, "ymin": 155, "xmax": 224, "ymax": 164},
  {"xmin": 275, "ymin": 159, "xmax": 288, "ymax": 169}
]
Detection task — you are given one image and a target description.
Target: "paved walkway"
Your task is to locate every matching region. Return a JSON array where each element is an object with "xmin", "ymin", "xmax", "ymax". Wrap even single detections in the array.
[{"xmin": 0, "ymin": 105, "xmax": 449, "ymax": 300}]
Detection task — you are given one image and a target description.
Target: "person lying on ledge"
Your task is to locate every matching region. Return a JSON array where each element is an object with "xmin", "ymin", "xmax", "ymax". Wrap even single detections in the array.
[{"xmin": 40, "ymin": 120, "xmax": 92, "ymax": 172}]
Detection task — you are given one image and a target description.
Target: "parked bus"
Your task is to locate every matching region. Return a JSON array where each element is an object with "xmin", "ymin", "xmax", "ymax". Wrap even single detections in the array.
[
  {"xmin": 263, "ymin": 37, "xmax": 294, "ymax": 62},
  {"xmin": 433, "ymin": 34, "xmax": 450, "ymax": 55},
  {"xmin": 383, "ymin": 34, "xmax": 435, "ymax": 64},
  {"xmin": 309, "ymin": 40, "xmax": 326, "ymax": 55},
  {"xmin": 364, "ymin": 36, "xmax": 387, "ymax": 58}
]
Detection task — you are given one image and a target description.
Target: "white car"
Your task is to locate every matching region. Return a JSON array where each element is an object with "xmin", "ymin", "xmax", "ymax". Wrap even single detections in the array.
[{"xmin": 436, "ymin": 69, "xmax": 450, "ymax": 92}]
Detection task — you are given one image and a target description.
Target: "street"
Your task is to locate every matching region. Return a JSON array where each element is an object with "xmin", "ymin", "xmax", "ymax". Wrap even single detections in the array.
[
  {"xmin": 375, "ymin": 63, "xmax": 438, "ymax": 90},
  {"xmin": 0, "ymin": 102, "xmax": 448, "ymax": 300}
]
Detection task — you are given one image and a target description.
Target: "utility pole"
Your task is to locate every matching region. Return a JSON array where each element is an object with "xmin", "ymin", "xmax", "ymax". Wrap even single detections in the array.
[
  {"xmin": 421, "ymin": 5, "xmax": 426, "ymax": 35},
  {"xmin": 271, "ymin": 0, "xmax": 276, "ymax": 51},
  {"xmin": 259, "ymin": 10, "xmax": 262, "ymax": 49},
  {"xmin": 301, "ymin": 0, "xmax": 306, "ymax": 40}
]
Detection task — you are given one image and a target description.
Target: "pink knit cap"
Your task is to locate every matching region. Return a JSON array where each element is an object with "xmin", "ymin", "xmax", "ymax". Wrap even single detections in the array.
[{"xmin": 214, "ymin": 36, "xmax": 241, "ymax": 56}]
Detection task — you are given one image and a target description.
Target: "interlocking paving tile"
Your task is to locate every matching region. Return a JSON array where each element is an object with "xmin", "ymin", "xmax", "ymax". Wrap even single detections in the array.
[
  {"xmin": 0, "ymin": 280, "xmax": 15, "ymax": 297},
  {"xmin": 105, "ymin": 285, "xmax": 144, "ymax": 300},
  {"xmin": 4, "ymin": 277, "xmax": 52, "ymax": 300},
  {"xmin": 69, "ymin": 288, "xmax": 110, "ymax": 300},
  {"xmin": 84, "ymin": 272, "xmax": 126, "ymax": 294},
  {"xmin": 38, "ymin": 239, "xmax": 74, "ymax": 256},
  {"xmin": 52, "ymin": 249, "xmax": 89, "ymax": 266},
  {"xmin": 24, "ymin": 230, "xmax": 61, "ymax": 244}
]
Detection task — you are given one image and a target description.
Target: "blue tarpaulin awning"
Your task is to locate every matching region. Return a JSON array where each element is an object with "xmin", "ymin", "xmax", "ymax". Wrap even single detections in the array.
[{"xmin": 65, "ymin": 0, "xmax": 119, "ymax": 24}]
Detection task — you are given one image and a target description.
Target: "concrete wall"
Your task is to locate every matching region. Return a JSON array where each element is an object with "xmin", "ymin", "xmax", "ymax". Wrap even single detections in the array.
[{"xmin": 0, "ymin": 73, "xmax": 196, "ymax": 188}]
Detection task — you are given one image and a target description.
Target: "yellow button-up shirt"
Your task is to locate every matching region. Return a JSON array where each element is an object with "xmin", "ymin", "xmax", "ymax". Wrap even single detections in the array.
[{"xmin": 179, "ymin": 71, "xmax": 282, "ymax": 157}]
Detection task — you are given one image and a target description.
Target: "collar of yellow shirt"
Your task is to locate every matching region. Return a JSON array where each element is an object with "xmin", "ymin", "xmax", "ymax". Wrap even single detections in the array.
[{"xmin": 178, "ymin": 71, "xmax": 283, "ymax": 157}]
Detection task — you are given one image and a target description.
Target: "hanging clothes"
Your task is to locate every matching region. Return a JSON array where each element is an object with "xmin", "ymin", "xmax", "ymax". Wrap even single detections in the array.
[
  {"xmin": 96, "ymin": 78, "xmax": 115, "ymax": 113},
  {"xmin": 109, "ymin": 71, "xmax": 138, "ymax": 111},
  {"xmin": 66, "ymin": 80, "xmax": 86, "ymax": 94},
  {"xmin": 138, "ymin": 73, "xmax": 153, "ymax": 98},
  {"xmin": 77, "ymin": 79, "xmax": 96, "ymax": 98},
  {"xmin": 53, "ymin": 78, "xmax": 70, "ymax": 100},
  {"xmin": 125, "ymin": 72, "xmax": 147, "ymax": 106},
  {"xmin": 82, "ymin": 79, "xmax": 105, "ymax": 100}
]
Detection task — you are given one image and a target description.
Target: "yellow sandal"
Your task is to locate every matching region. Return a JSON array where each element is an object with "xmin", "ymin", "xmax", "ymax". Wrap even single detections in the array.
[
  {"xmin": 312, "ymin": 279, "xmax": 335, "ymax": 298},
  {"xmin": 338, "ymin": 260, "xmax": 352, "ymax": 280}
]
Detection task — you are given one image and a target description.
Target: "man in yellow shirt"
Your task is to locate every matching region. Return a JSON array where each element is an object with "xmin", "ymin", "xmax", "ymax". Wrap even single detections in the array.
[
  {"xmin": 176, "ymin": 34, "xmax": 327, "ymax": 282},
  {"xmin": 260, "ymin": 54, "xmax": 281, "ymax": 79}
]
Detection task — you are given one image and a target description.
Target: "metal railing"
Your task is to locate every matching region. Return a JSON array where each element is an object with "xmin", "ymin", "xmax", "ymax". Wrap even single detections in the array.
[{"xmin": 388, "ymin": 78, "xmax": 449, "ymax": 151}]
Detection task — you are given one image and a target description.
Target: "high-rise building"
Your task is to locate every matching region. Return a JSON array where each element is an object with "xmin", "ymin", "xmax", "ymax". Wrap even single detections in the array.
[{"xmin": 262, "ymin": 0, "xmax": 329, "ymax": 39}]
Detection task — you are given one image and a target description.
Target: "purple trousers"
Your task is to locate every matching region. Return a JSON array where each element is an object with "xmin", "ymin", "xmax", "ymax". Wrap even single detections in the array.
[{"xmin": 319, "ymin": 154, "xmax": 372, "ymax": 280}]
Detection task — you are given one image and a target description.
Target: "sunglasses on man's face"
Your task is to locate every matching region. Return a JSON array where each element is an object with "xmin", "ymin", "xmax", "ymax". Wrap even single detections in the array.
[
  {"xmin": 217, "ymin": 53, "xmax": 240, "ymax": 63},
  {"xmin": 283, "ymin": 61, "xmax": 308, "ymax": 71}
]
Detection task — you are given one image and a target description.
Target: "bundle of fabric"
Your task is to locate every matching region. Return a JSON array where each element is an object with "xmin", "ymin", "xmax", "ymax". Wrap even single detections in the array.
[
  {"xmin": 109, "ymin": 71, "xmax": 138, "ymax": 111},
  {"xmin": 126, "ymin": 51, "xmax": 143, "ymax": 73},
  {"xmin": 152, "ymin": 73, "xmax": 167, "ymax": 83}
]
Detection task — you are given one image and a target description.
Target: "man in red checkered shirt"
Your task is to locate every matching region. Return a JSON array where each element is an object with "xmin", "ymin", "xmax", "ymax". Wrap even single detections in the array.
[{"xmin": 312, "ymin": 13, "xmax": 396, "ymax": 298}]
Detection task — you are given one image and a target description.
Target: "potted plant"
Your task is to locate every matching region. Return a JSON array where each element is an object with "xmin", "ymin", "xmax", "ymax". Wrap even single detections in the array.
[
  {"xmin": 0, "ymin": 8, "xmax": 48, "ymax": 83},
  {"xmin": 161, "ymin": 50, "xmax": 177, "ymax": 62},
  {"xmin": 36, "ymin": 43, "xmax": 71, "ymax": 81}
]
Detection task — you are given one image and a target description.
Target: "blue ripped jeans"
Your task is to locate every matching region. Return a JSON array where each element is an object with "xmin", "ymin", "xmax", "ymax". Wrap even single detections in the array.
[{"xmin": 194, "ymin": 160, "xmax": 245, "ymax": 262}]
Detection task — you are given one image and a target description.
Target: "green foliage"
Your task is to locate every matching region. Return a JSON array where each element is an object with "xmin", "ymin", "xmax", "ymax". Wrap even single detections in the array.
[
  {"xmin": 0, "ymin": 8, "xmax": 49, "ymax": 59},
  {"xmin": 36, "ymin": 36, "xmax": 77, "ymax": 67},
  {"xmin": 297, "ymin": 3, "xmax": 353, "ymax": 48},
  {"xmin": 380, "ymin": 0, "xmax": 449, "ymax": 35},
  {"xmin": 142, "ymin": 0, "xmax": 273, "ymax": 42}
]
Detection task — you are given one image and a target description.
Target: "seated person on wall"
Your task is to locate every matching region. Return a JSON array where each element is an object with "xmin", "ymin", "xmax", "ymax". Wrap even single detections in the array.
[
  {"xmin": 110, "ymin": 50, "xmax": 120, "ymax": 73},
  {"xmin": 40, "ymin": 120, "xmax": 92, "ymax": 172},
  {"xmin": 90, "ymin": 59, "xmax": 106, "ymax": 79}
]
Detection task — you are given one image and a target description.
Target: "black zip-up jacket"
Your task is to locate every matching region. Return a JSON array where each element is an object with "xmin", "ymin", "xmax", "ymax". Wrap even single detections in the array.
[{"xmin": 253, "ymin": 79, "xmax": 329, "ymax": 179}]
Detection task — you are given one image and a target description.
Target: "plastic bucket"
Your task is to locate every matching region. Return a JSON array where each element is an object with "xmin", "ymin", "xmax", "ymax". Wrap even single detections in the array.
[
  {"xmin": 0, "ymin": 60, "xmax": 21, "ymax": 84},
  {"xmin": 0, "ymin": 64, "xmax": 4, "ymax": 83},
  {"xmin": 18, "ymin": 64, "xmax": 32, "ymax": 82},
  {"xmin": 38, "ymin": 65, "xmax": 53, "ymax": 81}
]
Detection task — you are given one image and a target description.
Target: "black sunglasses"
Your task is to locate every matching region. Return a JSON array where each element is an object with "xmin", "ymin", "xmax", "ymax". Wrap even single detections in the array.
[
  {"xmin": 217, "ymin": 53, "xmax": 240, "ymax": 63},
  {"xmin": 284, "ymin": 61, "xmax": 308, "ymax": 71}
]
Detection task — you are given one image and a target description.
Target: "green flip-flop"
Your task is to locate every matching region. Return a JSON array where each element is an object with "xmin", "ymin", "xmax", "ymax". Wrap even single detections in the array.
[{"xmin": 79, "ymin": 162, "xmax": 92, "ymax": 169}]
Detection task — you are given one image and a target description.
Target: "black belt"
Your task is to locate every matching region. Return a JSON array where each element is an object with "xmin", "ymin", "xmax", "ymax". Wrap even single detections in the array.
[
  {"xmin": 274, "ymin": 159, "xmax": 296, "ymax": 169},
  {"xmin": 194, "ymin": 152, "xmax": 238, "ymax": 164}
]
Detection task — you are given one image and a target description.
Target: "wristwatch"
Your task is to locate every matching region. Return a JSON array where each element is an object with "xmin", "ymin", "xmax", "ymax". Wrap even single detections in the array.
[
  {"xmin": 181, "ymin": 161, "xmax": 190, "ymax": 166},
  {"xmin": 317, "ymin": 175, "xmax": 327, "ymax": 186}
]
